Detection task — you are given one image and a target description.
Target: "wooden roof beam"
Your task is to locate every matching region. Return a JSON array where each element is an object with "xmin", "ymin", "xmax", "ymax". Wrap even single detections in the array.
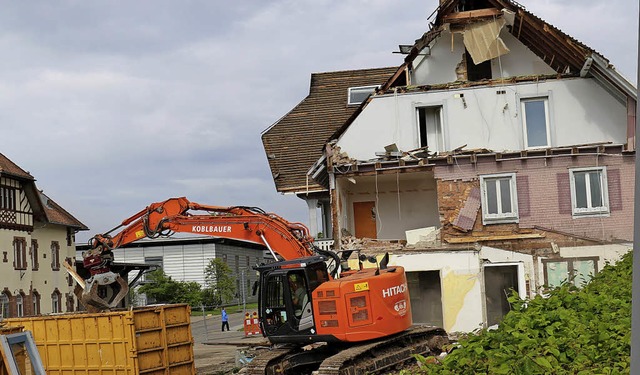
[{"xmin": 443, "ymin": 8, "xmax": 502, "ymax": 24}]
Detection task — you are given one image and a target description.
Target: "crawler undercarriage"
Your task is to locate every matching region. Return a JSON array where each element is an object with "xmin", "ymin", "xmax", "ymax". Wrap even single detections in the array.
[{"xmin": 247, "ymin": 326, "xmax": 448, "ymax": 375}]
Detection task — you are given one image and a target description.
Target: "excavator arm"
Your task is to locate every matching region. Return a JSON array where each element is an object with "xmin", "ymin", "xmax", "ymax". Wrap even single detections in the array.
[{"xmin": 75, "ymin": 197, "xmax": 336, "ymax": 311}]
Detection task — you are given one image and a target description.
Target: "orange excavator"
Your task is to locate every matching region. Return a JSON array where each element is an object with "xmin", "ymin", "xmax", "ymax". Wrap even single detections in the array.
[{"xmin": 74, "ymin": 197, "xmax": 447, "ymax": 374}]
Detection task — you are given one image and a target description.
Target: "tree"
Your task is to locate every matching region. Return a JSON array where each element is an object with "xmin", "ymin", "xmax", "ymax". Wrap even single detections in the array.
[
  {"xmin": 202, "ymin": 258, "xmax": 235, "ymax": 308},
  {"xmin": 138, "ymin": 269, "xmax": 202, "ymax": 306}
]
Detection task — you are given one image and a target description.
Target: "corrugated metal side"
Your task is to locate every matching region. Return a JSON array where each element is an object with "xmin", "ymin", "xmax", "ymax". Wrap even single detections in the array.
[
  {"xmin": 133, "ymin": 304, "xmax": 194, "ymax": 374},
  {"xmin": 3, "ymin": 304, "xmax": 194, "ymax": 375}
]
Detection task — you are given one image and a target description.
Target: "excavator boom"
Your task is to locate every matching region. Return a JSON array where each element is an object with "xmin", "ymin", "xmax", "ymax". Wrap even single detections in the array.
[{"xmin": 76, "ymin": 197, "xmax": 324, "ymax": 310}]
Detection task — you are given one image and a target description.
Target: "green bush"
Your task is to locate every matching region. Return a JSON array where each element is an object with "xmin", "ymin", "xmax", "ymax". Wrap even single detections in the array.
[{"xmin": 415, "ymin": 251, "xmax": 632, "ymax": 375}]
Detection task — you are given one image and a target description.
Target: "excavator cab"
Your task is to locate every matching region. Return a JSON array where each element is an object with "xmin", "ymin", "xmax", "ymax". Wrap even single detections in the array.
[{"xmin": 257, "ymin": 256, "xmax": 329, "ymax": 343}]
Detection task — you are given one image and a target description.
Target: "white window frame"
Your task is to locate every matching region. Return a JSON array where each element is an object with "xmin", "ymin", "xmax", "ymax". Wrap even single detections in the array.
[
  {"xmin": 480, "ymin": 173, "xmax": 519, "ymax": 224},
  {"xmin": 521, "ymin": 96, "xmax": 551, "ymax": 149},
  {"xmin": 347, "ymin": 85, "xmax": 377, "ymax": 106},
  {"xmin": 569, "ymin": 167, "xmax": 609, "ymax": 217},
  {"xmin": 415, "ymin": 105, "xmax": 445, "ymax": 153}
]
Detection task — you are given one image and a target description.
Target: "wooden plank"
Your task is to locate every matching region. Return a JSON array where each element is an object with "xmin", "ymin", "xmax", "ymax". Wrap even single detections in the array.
[
  {"xmin": 444, "ymin": 233, "xmax": 544, "ymax": 243},
  {"xmin": 63, "ymin": 260, "xmax": 86, "ymax": 289},
  {"xmin": 443, "ymin": 8, "xmax": 502, "ymax": 23}
]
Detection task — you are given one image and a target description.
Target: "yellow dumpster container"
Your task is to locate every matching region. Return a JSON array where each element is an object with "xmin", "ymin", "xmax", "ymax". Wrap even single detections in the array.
[{"xmin": 3, "ymin": 304, "xmax": 195, "ymax": 374}]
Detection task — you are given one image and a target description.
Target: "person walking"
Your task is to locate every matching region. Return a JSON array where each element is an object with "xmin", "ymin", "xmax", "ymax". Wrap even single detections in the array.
[{"xmin": 221, "ymin": 308, "xmax": 230, "ymax": 332}]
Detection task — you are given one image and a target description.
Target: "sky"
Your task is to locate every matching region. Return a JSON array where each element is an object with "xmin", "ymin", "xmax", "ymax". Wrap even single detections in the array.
[{"xmin": 0, "ymin": 0, "xmax": 637, "ymax": 244}]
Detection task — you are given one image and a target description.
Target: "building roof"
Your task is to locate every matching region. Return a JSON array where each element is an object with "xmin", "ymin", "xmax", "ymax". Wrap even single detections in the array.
[
  {"xmin": 38, "ymin": 190, "xmax": 89, "ymax": 230},
  {"xmin": 261, "ymin": 67, "xmax": 398, "ymax": 194},
  {"xmin": 0, "ymin": 153, "xmax": 34, "ymax": 180},
  {"xmin": 383, "ymin": 0, "xmax": 635, "ymax": 101}
]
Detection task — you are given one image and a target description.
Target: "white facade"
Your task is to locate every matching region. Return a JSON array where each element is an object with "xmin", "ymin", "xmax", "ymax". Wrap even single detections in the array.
[
  {"xmin": 323, "ymin": 10, "xmax": 635, "ymax": 332},
  {"xmin": 338, "ymin": 77, "xmax": 626, "ymax": 160}
]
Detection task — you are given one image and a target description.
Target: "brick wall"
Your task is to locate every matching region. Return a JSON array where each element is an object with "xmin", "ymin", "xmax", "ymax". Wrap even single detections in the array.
[{"xmin": 434, "ymin": 153, "xmax": 635, "ymax": 243}]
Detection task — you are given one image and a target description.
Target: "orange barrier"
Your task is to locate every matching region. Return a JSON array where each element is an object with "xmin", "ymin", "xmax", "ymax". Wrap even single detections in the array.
[{"xmin": 243, "ymin": 311, "xmax": 261, "ymax": 336}]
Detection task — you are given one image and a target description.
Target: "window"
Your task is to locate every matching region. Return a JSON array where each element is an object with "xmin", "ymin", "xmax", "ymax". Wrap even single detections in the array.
[
  {"xmin": 348, "ymin": 86, "xmax": 377, "ymax": 105},
  {"xmin": 51, "ymin": 290, "xmax": 62, "ymax": 313},
  {"xmin": 30, "ymin": 240, "xmax": 39, "ymax": 271},
  {"xmin": 480, "ymin": 173, "xmax": 518, "ymax": 224},
  {"xmin": 0, "ymin": 186, "xmax": 16, "ymax": 210},
  {"xmin": 543, "ymin": 257, "xmax": 599, "ymax": 288},
  {"xmin": 16, "ymin": 294, "xmax": 23, "ymax": 317},
  {"xmin": 51, "ymin": 241, "xmax": 60, "ymax": 271},
  {"xmin": 0, "ymin": 293, "xmax": 9, "ymax": 318},
  {"xmin": 32, "ymin": 291, "xmax": 40, "ymax": 315},
  {"xmin": 417, "ymin": 106, "xmax": 444, "ymax": 153},
  {"xmin": 570, "ymin": 167, "xmax": 609, "ymax": 216},
  {"xmin": 13, "ymin": 237, "xmax": 27, "ymax": 270},
  {"xmin": 521, "ymin": 97, "xmax": 550, "ymax": 148}
]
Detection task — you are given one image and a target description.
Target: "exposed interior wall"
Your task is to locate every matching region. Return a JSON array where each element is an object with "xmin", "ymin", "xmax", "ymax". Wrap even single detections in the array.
[
  {"xmin": 336, "ymin": 172, "xmax": 440, "ymax": 240},
  {"xmin": 338, "ymin": 78, "xmax": 627, "ymax": 161},
  {"xmin": 411, "ymin": 29, "xmax": 555, "ymax": 86},
  {"xmin": 392, "ymin": 251, "xmax": 483, "ymax": 333}
]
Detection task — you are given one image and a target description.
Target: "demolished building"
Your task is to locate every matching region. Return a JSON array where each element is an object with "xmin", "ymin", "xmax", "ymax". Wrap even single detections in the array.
[{"xmin": 262, "ymin": 0, "xmax": 636, "ymax": 332}]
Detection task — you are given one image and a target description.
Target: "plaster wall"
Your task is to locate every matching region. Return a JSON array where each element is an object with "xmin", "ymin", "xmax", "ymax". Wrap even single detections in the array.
[
  {"xmin": 336, "ymin": 172, "xmax": 440, "ymax": 239},
  {"xmin": 337, "ymin": 78, "xmax": 626, "ymax": 160},
  {"xmin": 411, "ymin": 30, "xmax": 555, "ymax": 85},
  {"xmin": 30, "ymin": 224, "xmax": 76, "ymax": 313},
  {"xmin": 0, "ymin": 229, "xmax": 33, "ymax": 296},
  {"xmin": 392, "ymin": 251, "xmax": 483, "ymax": 333}
]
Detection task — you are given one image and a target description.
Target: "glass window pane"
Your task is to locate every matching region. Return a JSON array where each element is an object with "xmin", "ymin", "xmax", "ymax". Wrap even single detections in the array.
[
  {"xmin": 546, "ymin": 262, "xmax": 569, "ymax": 288},
  {"xmin": 573, "ymin": 260, "xmax": 595, "ymax": 287},
  {"xmin": 588, "ymin": 171, "xmax": 603, "ymax": 207},
  {"xmin": 499, "ymin": 179, "xmax": 512, "ymax": 213},
  {"xmin": 524, "ymin": 100, "xmax": 548, "ymax": 147},
  {"xmin": 574, "ymin": 172, "xmax": 587, "ymax": 208},
  {"xmin": 486, "ymin": 180, "xmax": 498, "ymax": 214}
]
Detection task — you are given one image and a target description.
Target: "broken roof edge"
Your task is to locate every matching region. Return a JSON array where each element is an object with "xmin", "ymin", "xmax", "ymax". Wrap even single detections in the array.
[
  {"xmin": 587, "ymin": 54, "xmax": 637, "ymax": 101},
  {"xmin": 328, "ymin": 143, "xmax": 630, "ymax": 175}
]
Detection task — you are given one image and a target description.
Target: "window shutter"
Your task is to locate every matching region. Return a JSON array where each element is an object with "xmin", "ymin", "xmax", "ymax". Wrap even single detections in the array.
[{"xmin": 556, "ymin": 172, "xmax": 571, "ymax": 214}]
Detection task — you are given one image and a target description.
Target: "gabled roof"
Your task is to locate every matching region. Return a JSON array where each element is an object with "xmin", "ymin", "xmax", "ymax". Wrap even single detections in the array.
[
  {"xmin": 262, "ymin": 67, "xmax": 397, "ymax": 194},
  {"xmin": 382, "ymin": 0, "xmax": 635, "ymax": 102},
  {"xmin": 1, "ymin": 152, "xmax": 87, "ymax": 231},
  {"xmin": 0, "ymin": 153, "xmax": 34, "ymax": 180},
  {"xmin": 38, "ymin": 190, "xmax": 88, "ymax": 231}
]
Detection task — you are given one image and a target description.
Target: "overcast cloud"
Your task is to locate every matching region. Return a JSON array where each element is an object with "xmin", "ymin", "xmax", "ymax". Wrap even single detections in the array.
[{"xmin": 0, "ymin": 0, "xmax": 636, "ymax": 243}]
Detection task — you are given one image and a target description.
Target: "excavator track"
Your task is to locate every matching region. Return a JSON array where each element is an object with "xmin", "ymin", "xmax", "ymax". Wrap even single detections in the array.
[
  {"xmin": 246, "ymin": 347, "xmax": 297, "ymax": 375},
  {"xmin": 246, "ymin": 326, "xmax": 448, "ymax": 375},
  {"xmin": 315, "ymin": 325, "xmax": 447, "ymax": 375}
]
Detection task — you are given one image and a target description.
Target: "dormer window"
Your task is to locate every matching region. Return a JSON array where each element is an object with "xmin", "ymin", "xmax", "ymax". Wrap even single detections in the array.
[{"xmin": 348, "ymin": 86, "xmax": 378, "ymax": 106}]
